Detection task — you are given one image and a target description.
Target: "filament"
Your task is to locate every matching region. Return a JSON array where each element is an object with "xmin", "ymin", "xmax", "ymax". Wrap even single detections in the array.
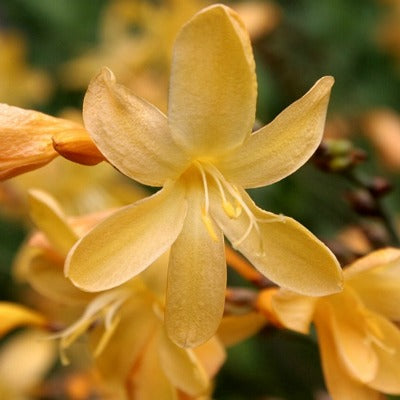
[
  {"xmin": 194, "ymin": 161, "xmax": 285, "ymax": 252},
  {"xmin": 50, "ymin": 288, "xmax": 130, "ymax": 365}
]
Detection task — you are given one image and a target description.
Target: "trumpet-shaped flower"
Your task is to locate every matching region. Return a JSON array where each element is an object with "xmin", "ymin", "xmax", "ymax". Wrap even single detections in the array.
[
  {"xmin": 259, "ymin": 248, "xmax": 400, "ymax": 399},
  {"xmin": 65, "ymin": 4, "xmax": 342, "ymax": 348}
]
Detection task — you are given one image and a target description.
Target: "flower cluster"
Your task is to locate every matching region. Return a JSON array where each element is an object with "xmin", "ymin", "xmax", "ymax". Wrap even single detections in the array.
[{"xmin": 1, "ymin": 3, "xmax": 400, "ymax": 400}]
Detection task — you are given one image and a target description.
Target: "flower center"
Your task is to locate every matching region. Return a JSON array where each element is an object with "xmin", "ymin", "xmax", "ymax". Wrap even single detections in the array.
[{"xmin": 193, "ymin": 161, "xmax": 284, "ymax": 254}]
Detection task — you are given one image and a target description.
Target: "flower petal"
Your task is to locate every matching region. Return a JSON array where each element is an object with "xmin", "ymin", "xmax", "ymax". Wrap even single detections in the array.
[
  {"xmin": 217, "ymin": 77, "xmax": 334, "ymax": 188},
  {"xmin": 327, "ymin": 289, "xmax": 378, "ymax": 383},
  {"xmin": 138, "ymin": 250, "xmax": 168, "ymax": 295},
  {"xmin": 367, "ymin": 313, "xmax": 400, "ymax": 394},
  {"xmin": 165, "ymin": 180, "xmax": 226, "ymax": 348},
  {"xmin": 28, "ymin": 189, "xmax": 79, "ymax": 257},
  {"xmin": 314, "ymin": 302, "xmax": 383, "ymax": 400},
  {"xmin": 344, "ymin": 247, "xmax": 400, "ymax": 279},
  {"xmin": 344, "ymin": 248, "xmax": 400, "ymax": 321},
  {"xmin": 65, "ymin": 182, "xmax": 187, "ymax": 291},
  {"xmin": 0, "ymin": 330, "xmax": 56, "ymax": 392},
  {"xmin": 0, "ymin": 103, "xmax": 97, "ymax": 179},
  {"xmin": 0, "ymin": 303, "xmax": 47, "ymax": 336},
  {"xmin": 192, "ymin": 337, "xmax": 226, "ymax": 379},
  {"xmin": 92, "ymin": 295, "xmax": 158, "ymax": 383},
  {"xmin": 0, "ymin": 104, "xmax": 76, "ymax": 180},
  {"xmin": 158, "ymin": 329, "xmax": 209, "ymax": 396},
  {"xmin": 258, "ymin": 289, "xmax": 317, "ymax": 334},
  {"xmin": 127, "ymin": 332, "xmax": 178, "ymax": 400},
  {"xmin": 217, "ymin": 312, "xmax": 266, "ymax": 347},
  {"xmin": 211, "ymin": 189, "xmax": 342, "ymax": 296},
  {"xmin": 52, "ymin": 128, "xmax": 104, "ymax": 166},
  {"xmin": 168, "ymin": 5, "xmax": 257, "ymax": 157},
  {"xmin": 83, "ymin": 68, "xmax": 188, "ymax": 186},
  {"xmin": 23, "ymin": 252, "xmax": 93, "ymax": 305}
]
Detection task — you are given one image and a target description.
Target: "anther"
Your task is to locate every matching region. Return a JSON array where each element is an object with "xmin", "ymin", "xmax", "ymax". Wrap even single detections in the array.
[
  {"xmin": 201, "ymin": 209, "xmax": 219, "ymax": 242},
  {"xmin": 223, "ymin": 200, "xmax": 237, "ymax": 218}
]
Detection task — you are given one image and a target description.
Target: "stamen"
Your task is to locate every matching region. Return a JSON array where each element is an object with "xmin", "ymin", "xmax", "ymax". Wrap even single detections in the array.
[
  {"xmin": 222, "ymin": 201, "xmax": 238, "ymax": 219},
  {"xmin": 202, "ymin": 209, "xmax": 219, "ymax": 241},
  {"xmin": 94, "ymin": 315, "xmax": 121, "ymax": 357},
  {"xmin": 196, "ymin": 161, "xmax": 219, "ymax": 241},
  {"xmin": 49, "ymin": 288, "xmax": 130, "ymax": 365},
  {"xmin": 195, "ymin": 162, "xmax": 285, "ymax": 252},
  {"xmin": 196, "ymin": 161, "xmax": 210, "ymax": 215}
]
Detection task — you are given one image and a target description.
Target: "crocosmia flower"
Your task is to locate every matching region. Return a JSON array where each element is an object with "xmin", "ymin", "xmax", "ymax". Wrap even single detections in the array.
[{"xmin": 66, "ymin": 4, "xmax": 342, "ymax": 347}]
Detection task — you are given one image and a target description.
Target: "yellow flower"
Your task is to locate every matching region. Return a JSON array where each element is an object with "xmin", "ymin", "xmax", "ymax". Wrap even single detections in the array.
[
  {"xmin": 260, "ymin": 248, "xmax": 400, "ymax": 400},
  {"xmin": 65, "ymin": 4, "xmax": 342, "ymax": 348},
  {"xmin": 16, "ymin": 189, "xmax": 227, "ymax": 400}
]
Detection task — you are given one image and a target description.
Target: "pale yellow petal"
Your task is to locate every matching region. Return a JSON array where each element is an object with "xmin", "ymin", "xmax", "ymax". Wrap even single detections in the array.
[
  {"xmin": 344, "ymin": 247, "xmax": 400, "ymax": 279},
  {"xmin": 345, "ymin": 248, "xmax": 400, "ymax": 320},
  {"xmin": 0, "ymin": 330, "xmax": 56, "ymax": 392},
  {"xmin": 128, "ymin": 332, "xmax": 178, "ymax": 400},
  {"xmin": 23, "ymin": 252, "xmax": 93, "ymax": 305},
  {"xmin": 65, "ymin": 182, "xmax": 187, "ymax": 291},
  {"xmin": 165, "ymin": 180, "xmax": 226, "ymax": 348},
  {"xmin": 217, "ymin": 77, "xmax": 334, "ymax": 188},
  {"xmin": 192, "ymin": 337, "xmax": 226, "ymax": 379},
  {"xmin": 13, "ymin": 234, "xmax": 51, "ymax": 281},
  {"xmin": 159, "ymin": 329, "xmax": 209, "ymax": 396},
  {"xmin": 367, "ymin": 312, "xmax": 400, "ymax": 394},
  {"xmin": 168, "ymin": 5, "xmax": 257, "ymax": 157},
  {"xmin": 263, "ymin": 289, "xmax": 317, "ymax": 334},
  {"xmin": 139, "ymin": 250, "xmax": 170, "ymax": 299},
  {"xmin": 93, "ymin": 296, "xmax": 158, "ymax": 382},
  {"xmin": 327, "ymin": 289, "xmax": 378, "ymax": 382},
  {"xmin": 217, "ymin": 312, "xmax": 266, "ymax": 346},
  {"xmin": 83, "ymin": 68, "xmax": 188, "ymax": 186},
  {"xmin": 28, "ymin": 189, "xmax": 78, "ymax": 257},
  {"xmin": 0, "ymin": 303, "xmax": 46, "ymax": 336},
  {"xmin": 314, "ymin": 302, "xmax": 383, "ymax": 400},
  {"xmin": 349, "ymin": 264, "xmax": 400, "ymax": 321},
  {"xmin": 211, "ymin": 189, "xmax": 342, "ymax": 296}
]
